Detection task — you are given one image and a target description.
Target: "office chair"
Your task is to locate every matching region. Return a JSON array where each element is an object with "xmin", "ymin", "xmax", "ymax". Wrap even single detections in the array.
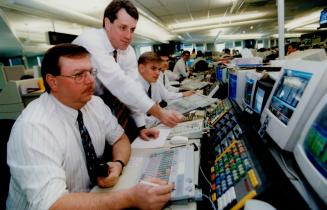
[
  {"xmin": 193, "ymin": 60, "xmax": 208, "ymax": 73},
  {"xmin": 0, "ymin": 119, "xmax": 15, "ymax": 209}
]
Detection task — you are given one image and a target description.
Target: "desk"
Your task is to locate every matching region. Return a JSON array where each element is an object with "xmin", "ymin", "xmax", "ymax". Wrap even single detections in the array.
[{"xmin": 92, "ymin": 140, "xmax": 200, "ymax": 210}]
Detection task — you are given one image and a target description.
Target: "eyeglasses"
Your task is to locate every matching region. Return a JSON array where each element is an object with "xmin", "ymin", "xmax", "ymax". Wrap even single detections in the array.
[{"xmin": 57, "ymin": 68, "xmax": 97, "ymax": 84}]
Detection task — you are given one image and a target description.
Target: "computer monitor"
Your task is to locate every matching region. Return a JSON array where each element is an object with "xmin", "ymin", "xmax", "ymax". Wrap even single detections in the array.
[
  {"xmin": 228, "ymin": 69, "xmax": 256, "ymax": 109},
  {"xmin": 216, "ymin": 66, "xmax": 228, "ymax": 82},
  {"xmin": 242, "ymin": 71, "xmax": 262, "ymax": 109},
  {"xmin": 293, "ymin": 92, "xmax": 327, "ymax": 205},
  {"xmin": 261, "ymin": 60, "xmax": 327, "ymax": 151},
  {"xmin": 252, "ymin": 80, "xmax": 274, "ymax": 114},
  {"xmin": 187, "ymin": 59, "xmax": 194, "ymax": 68},
  {"xmin": 318, "ymin": 8, "xmax": 327, "ymax": 29}
]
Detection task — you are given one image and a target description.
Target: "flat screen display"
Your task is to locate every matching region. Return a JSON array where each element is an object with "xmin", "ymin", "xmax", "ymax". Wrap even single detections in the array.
[
  {"xmin": 229, "ymin": 74, "xmax": 237, "ymax": 100},
  {"xmin": 303, "ymin": 103, "xmax": 327, "ymax": 179},
  {"xmin": 244, "ymin": 78, "xmax": 255, "ymax": 105},
  {"xmin": 253, "ymin": 87, "xmax": 265, "ymax": 113},
  {"xmin": 319, "ymin": 9, "xmax": 327, "ymax": 26},
  {"xmin": 269, "ymin": 69, "xmax": 312, "ymax": 125}
]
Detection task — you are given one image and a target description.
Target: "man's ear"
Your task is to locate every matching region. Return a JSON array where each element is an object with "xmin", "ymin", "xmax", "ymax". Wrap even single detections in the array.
[
  {"xmin": 104, "ymin": 17, "xmax": 111, "ymax": 30},
  {"xmin": 46, "ymin": 74, "xmax": 58, "ymax": 92}
]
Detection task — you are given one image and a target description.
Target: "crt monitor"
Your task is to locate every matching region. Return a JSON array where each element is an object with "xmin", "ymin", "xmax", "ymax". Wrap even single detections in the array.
[
  {"xmin": 285, "ymin": 49, "xmax": 327, "ymax": 61},
  {"xmin": 294, "ymin": 92, "xmax": 327, "ymax": 205},
  {"xmin": 228, "ymin": 69, "xmax": 256, "ymax": 109},
  {"xmin": 242, "ymin": 71, "xmax": 262, "ymax": 109},
  {"xmin": 252, "ymin": 79, "xmax": 275, "ymax": 114},
  {"xmin": 261, "ymin": 60, "xmax": 327, "ymax": 151}
]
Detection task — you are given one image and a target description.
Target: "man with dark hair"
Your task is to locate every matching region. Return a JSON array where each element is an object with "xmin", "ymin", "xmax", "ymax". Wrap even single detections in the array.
[
  {"xmin": 157, "ymin": 51, "xmax": 180, "ymax": 92},
  {"xmin": 135, "ymin": 52, "xmax": 194, "ymax": 127},
  {"xmin": 287, "ymin": 42, "xmax": 299, "ymax": 55},
  {"xmin": 6, "ymin": 44, "xmax": 174, "ymax": 210},
  {"xmin": 173, "ymin": 50, "xmax": 191, "ymax": 80},
  {"xmin": 73, "ymin": 0, "xmax": 183, "ymax": 140}
]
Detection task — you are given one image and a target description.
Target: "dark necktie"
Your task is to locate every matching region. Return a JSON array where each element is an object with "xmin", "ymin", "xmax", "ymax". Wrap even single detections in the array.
[
  {"xmin": 147, "ymin": 84, "xmax": 152, "ymax": 98},
  {"xmin": 113, "ymin": 50, "xmax": 118, "ymax": 62},
  {"xmin": 102, "ymin": 49, "xmax": 130, "ymax": 128},
  {"xmin": 77, "ymin": 110, "xmax": 98, "ymax": 185}
]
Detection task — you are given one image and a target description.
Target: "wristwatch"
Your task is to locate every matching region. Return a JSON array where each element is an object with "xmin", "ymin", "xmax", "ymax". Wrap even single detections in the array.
[{"xmin": 114, "ymin": 160, "xmax": 125, "ymax": 169}]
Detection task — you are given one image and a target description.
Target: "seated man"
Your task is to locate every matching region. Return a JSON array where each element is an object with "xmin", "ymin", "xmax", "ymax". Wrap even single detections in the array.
[
  {"xmin": 173, "ymin": 50, "xmax": 191, "ymax": 81},
  {"xmin": 158, "ymin": 51, "xmax": 180, "ymax": 93},
  {"xmin": 135, "ymin": 52, "xmax": 194, "ymax": 127},
  {"xmin": 6, "ymin": 44, "xmax": 173, "ymax": 210}
]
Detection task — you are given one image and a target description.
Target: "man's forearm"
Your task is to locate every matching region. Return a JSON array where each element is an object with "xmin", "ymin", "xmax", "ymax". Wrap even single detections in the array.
[{"xmin": 112, "ymin": 134, "xmax": 131, "ymax": 165}]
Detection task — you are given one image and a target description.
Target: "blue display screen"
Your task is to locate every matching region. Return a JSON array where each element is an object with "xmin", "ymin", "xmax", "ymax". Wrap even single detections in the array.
[
  {"xmin": 229, "ymin": 74, "xmax": 237, "ymax": 100},
  {"xmin": 254, "ymin": 87, "xmax": 265, "ymax": 113},
  {"xmin": 269, "ymin": 69, "xmax": 312, "ymax": 125},
  {"xmin": 216, "ymin": 67, "xmax": 222, "ymax": 81},
  {"xmin": 304, "ymin": 103, "xmax": 327, "ymax": 178},
  {"xmin": 244, "ymin": 78, "xmax": 254, "ymax": 105}
]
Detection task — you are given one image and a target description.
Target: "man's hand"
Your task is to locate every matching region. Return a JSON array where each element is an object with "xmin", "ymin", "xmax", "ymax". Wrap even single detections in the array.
[
  {"xmin": 182, "ymin": 90, "xmax": 195, "ymax": 97},
  {"xmin": 128, "ymin": 178, "xmax": 174, "ymax": 210},
  {"xmin": 148, "ymin": 104, "xmax": 184, "ymax": 127},
  {"xmin": 97, "ymin": 161, "xmax": 123, "ymax": 188},
  {"xmin": 139, "ymin": 128, "xmax": 160, "ymax": 140},
  {"xmin": 159, "ymin": 109, "xmax": 184, "ymax": 128}
]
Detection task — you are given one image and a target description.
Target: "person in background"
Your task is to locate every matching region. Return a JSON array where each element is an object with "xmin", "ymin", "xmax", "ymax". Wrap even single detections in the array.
[
  {"xmin": 173, "ymin": 50, "xmax": 191, "ymax": 81},
  {"xmin": 191, "ymin": 50, "xmax": 208, "ymax": 72},
  {"xmin": 286, "ymin": 42, "xmax": 299, "ymax": 55},
  {"xmin": 135, "ymin": 52, "xmax": 194, "ymax": 127},
  {"xmin": 73, "ymin": 0, "xmax": 183, "ymax": 140},
  {"xmin": 6, "ymin": 44, "xmax": 173, "ymax": 210},
  {"xmin": 158, "ymin": 51, "xmax": 180, "ymax": 93}
]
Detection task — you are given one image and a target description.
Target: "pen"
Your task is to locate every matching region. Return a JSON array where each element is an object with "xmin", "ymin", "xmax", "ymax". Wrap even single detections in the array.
[{"xmin": 139, "ymin": 180, "xmax": 160, "ymax": 187}]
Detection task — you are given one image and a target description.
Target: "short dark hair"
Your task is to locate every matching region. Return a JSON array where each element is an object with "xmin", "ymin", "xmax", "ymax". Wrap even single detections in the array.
[
  {"xmin": 41, "ymin": 43, "xmax": 90, "ymax": 93},
  {"xmin": 138, "ymin": 52, "xmax": 161, "ymax": 65},
  {"xmin": 182, "ymin": 50, "xmax": 190, "ymax": 56},
  {"xmin": 288, "ymin": 42, "xmax": 299, "ymax": 50},
  {"xmin": 103, "ymin": 0, "xmax": 139, "ymax": 27}
]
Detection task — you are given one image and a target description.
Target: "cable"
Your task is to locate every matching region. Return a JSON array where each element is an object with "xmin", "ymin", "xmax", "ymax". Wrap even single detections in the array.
[
  {"xmin": 202, "ymin": 193, "xmax": 217, "ymax": 210},
  {"xmin": 199, "ymin": 165, "xmax": 211, "ymax": 188},
  {"xmin": 279, "ymin": 152, "xmax": 300, "ymax": 181}
]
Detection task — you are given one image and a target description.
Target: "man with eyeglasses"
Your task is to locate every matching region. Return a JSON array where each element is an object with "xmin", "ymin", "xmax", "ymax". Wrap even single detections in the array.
[
  {"xmin": 73, "ymin": 0, "xmax": 183, "ymax": 139},
  {"xmin": 6, "ymin": 44, "xmax": 174, "ymax": 210}
]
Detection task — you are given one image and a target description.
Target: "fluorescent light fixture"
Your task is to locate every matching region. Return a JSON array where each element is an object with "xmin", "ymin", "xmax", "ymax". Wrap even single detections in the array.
[
  {"xmin": 292, "ymin": 24, "xmax": 320, "ymax": 31},
  {"xmin": 171, "ymin": 18, "xmax": 274, "ymax": 33},
  {"xmin": 218, "ymin": 33, "xmax": 265, "ymax": 40},
  {"xmin": 271, "ymin": 33, "xmax": 302, "ymax": 38},
  {"xmin": 285, "ymin": 10, "xmax": 321, "ymax": 31},
  {"xmin": 168, "ymin": 11, "xmax": 271, "ymax": 29}
]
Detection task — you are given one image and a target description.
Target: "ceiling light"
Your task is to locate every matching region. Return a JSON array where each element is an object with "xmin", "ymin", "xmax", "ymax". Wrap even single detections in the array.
[
  {"xmin": 218, "ymin": 33, "xmax": 265, "ymax": 40},
  {"xmin": 168, "ymin": 11, "xmax": 271, "ymax": 29},
  {"xmin": 250, "ymin": 25, "xmax": 253, "ymax": 30}
]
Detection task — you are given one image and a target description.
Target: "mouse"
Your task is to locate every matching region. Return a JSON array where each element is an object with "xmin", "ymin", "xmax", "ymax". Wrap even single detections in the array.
[
  {"xmin": 170, "ymin": 136, "xmax": 189, "ymax": 145},
  {"xmin": 244, "ymin": 199, "xmax": 276, "ymax": 210}
]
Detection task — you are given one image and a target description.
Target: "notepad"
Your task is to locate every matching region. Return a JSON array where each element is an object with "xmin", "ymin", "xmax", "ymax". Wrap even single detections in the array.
[{"xmin": 131, "ymin": 128, "xmax": 171, "ymax": 149}]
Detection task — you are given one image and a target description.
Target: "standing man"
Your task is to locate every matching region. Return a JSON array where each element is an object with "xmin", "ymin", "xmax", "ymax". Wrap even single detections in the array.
[
  {"xmin": 73, "ymin": 0, "xmax": 182, "ymax": 137},
  {"xmin": 173, "ymin": 50, "xmax": 191, "ymax": 81},
  {"xmin": 6, "ymin": 44, "xmax": 173, "ymax": 210}
]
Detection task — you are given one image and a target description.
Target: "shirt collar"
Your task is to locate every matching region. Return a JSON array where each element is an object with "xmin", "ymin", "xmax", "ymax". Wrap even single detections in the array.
[{"xmin": 48, "ymin": 93, "xmax": 80, "ymax": 124}]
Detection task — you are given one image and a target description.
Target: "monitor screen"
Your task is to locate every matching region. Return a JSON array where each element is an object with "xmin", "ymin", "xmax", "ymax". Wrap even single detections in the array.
[
  {"xmin": 253, "ymin": 87, "xmax": 265, "ymax": 113},
  {"xmin": 244, "ymin": 78, "xmax": 255, "ymax": 106},
  {"xmin": 269, "ymin": 69, "xmax": 312, "ymax": 125},
  {"xmin": 216, "ymin": 66, "xmax": 222, "ymax": 81},
  {"xmin": 229, "ymin": 73, "xmax": 237, "ymax": 100},
  {"xmin": 319, "ymin": 8, "xmax": 327, "ymax": 28},
  {"xmin": 187, "ymin": 59, "xmax": 194, "ymax": 68},
  {"xmin": 303, "ymin": 109, "xmax": 327, "ymax": 179}
]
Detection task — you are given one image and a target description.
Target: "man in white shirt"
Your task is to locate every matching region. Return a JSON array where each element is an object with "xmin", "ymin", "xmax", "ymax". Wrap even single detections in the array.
[
  {"xmin": 135, "ymin": 52, "xmax": 194, "ymax": 127},
  {"xmin": 6, "ymin": 44, "xmax": 173, "ymax": 210},
  {"xmin": 158, "ymin": 51, "xmax": 180, "ymax": 93},
  {"xmin": 73, "ymin": 0, "xmax": 182, "ymax": 138},
  {"xmin": 173, "ymin": 50, "xmax": 191, "ymax": 80}
]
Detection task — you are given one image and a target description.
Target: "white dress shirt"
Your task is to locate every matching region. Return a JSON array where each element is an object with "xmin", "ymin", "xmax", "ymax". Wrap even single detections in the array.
[
  {"xmin": 7, "ymin": 93, "xmax": 124, "ymax": 210},
  {"xmin": 173, "ymin": 58, "xmax": 188, "ymax": 79},
  {"xmin": 133, "ymin": 74, "xmax": 183, "ymax": 127},
  {"xmin": 73, "ymin": 28, "xmax": 154, "ymax": 114},
  {"xmin": 160, "ymin": 71, "xmax": 179, "ymax": 93}
]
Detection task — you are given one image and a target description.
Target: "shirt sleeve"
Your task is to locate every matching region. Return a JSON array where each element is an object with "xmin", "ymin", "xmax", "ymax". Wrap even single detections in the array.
[
  {"xmin": 73, "ymin": 31, "xmax": 155, "ymax": 113},
  {"xmin": 7, "ymin": 121, "xmax": 68, "ymax": 210},
  {"xmin": 158, "ymin": 81, "xmax": 183, "ymax": 101}
]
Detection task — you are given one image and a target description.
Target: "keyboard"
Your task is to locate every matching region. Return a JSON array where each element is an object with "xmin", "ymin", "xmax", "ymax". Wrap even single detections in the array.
[
  {"xmin": 166, "ymin": 93, "xmax": 217, "ymax": 114},
  {"xmin": 168, "ymin": 119, "xmax": 204, "ymax": 139},
  {"xmin": 139, "ymin": 146, "xmax": 196, "ymax": 201}
]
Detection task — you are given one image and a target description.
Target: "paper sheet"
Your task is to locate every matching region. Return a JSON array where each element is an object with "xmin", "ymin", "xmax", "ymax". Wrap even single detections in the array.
[{"xmin": 131, "ymin": 128, "xmax": 171, "ymax": 149}]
